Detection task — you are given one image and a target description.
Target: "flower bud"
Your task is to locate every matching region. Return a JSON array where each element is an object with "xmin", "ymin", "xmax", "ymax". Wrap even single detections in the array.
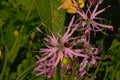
[
  {"xmin": 62, "ymin": 57, "xmax": 70, "ymax": 66},
  {"xmin": 14, "ymin": 30, "xmax": 20, "ymax": 37}
]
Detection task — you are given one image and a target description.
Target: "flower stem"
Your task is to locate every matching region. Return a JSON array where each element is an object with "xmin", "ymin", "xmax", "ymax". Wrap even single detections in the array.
[
  {"xmin": 90, "ymin": 61, "xmax": 101, "ymax": 80},
  {"xmin": 111, "ymin": 61, "xmax": 120, "ymax": 80},
  {"xmin": 0, "ymin": 27, "xmax": 9, "ymax": 80},
  {"xmin": 54, "ymin": 63, "xmax": 63, "ymax": 80},
  {"xmin": 0, "ymin": 55, "xmax": 8, "ymax": 80},
  {"xmin": 0, "ymin": 0, "xmax": 34, "ymax": 79},
  {"xmin": 71, "ymin": 57, "xmax": 75, "ymax": 80},
  {"xmin": 16, "ymin": 63, "xmax": 36, "ymax": 80}
]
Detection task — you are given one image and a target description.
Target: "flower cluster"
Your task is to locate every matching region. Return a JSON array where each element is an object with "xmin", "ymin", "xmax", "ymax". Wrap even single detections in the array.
[
  {"xmin": 33, "ymin": 0, "xmax": 113, "ymax": 79},
  {"xmin": 33, "ymin": 16, "xmax": 88, "ymax": 78}
]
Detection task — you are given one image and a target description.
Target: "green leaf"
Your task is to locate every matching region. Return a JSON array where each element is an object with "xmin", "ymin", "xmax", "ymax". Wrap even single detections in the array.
[
  {"xmin": 9, "ymin": 72, "xmax": 17, "ymax": 80},
  {"xmin": 8, "ymin": 34, "xmax": 28, "ymax": 63},
  {"xmin": 34, "ymin": 0, "xmax": 65, "ymax": 35},
  {"xmin": 110, "ymin": 39, "xmax": 120, "ymax": 49},
  {"xmin": 17, "ymin": 64, "xmax": 23, "ymax": 76},
  {"xmin": 16, "ymin": 52, "xmax": 36, "ymax": 80},
  {"xmin": 16, "ymin": 0, "xmax": 32, "ymax": 10}
]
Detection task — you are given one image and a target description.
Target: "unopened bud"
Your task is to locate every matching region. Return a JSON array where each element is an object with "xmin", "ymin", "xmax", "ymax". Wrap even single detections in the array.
[
  {"xmin": 62, "ymin": 57, "xmax": 70, "ymax": 66},
  {"xmin": 14, "ymin": 30, "xmax": 20, "ymax": 37}
]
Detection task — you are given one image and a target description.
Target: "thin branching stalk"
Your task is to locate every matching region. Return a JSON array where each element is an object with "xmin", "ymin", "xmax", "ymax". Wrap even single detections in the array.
[
  {"xmin": 0, "ymin": 0, "xmax": 34, "ymax": 80},
  {"xmin": 0, "ymin": 28, "xmax": 9, "ymax": 80},
  {"xmin": 16, "ymin": 63, "xmax": 36, "ymax": 80},
  {"xmin": 90, "ymin": 61, "xmax": 101, "ymax": 80}
]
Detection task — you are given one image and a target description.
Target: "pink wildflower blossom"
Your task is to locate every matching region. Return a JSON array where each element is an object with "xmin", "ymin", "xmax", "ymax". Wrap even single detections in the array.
[
  {"xmin": 33, "ymin": 55, "xmax": 54, "ymax": 78},
  {"xmin": 77, "ymin": 45, "xmax": 102, "ymax": 77},
  {"xmin": 76, "ymin": 0, "xmax": 113, "ymax": 34},
  {"xmin": 33, "ymin": 16, "xmax": 87, "ymax": 78},
  {"xmin": 33, "ymin": 0, "xmax": 113, "ymax": 79}
]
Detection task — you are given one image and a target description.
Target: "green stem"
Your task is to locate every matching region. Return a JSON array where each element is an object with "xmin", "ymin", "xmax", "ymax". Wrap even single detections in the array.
[
  {"xmin": 0, "ymin": 55, "xmax": 8, "ymax": 80},
  {"xmin": 0, "ymin": 28, "xmax": 10, "ymax": 53},
  {"xmin": 16, "ymin": 64, "xmax": 36, "ymax": 80},
  {"xmin": 0, "ymin": 0, "xmax": 34, "ymax": 79},
  {"xmin": 71, "ymin": 57, "xmax": 75, "ymax": 80},
  {"xmin": 0, "ymin": 28, "xmax": 9, "ymax": 80},
  {"xmin": 10, "ymin": 0, "xmax": 34, "ymax": 53},
  {"xmin": 111, "ymin": 61, "xmax": 120, "ymax": 80},
  {"xmin": 90, "ymin": 61, "xmax": 101, "ymax": 80},
  {"xmin": 20, "ymin": 0, "xmax": 34, "ymax": 33},
  {"xmin": 54, "ymin": 63, "xmax": 63, "ymax": 80},
  {"xmin": 8, "ymin": 0, "xmax": 35, "ymax": 62},
  {"xmin": 103, "ymin": 64, "xmax": 108, "ymax": 80},
  {"xmin": 60, "ymin": 64, "xmax": 63, "ymax": 80}
]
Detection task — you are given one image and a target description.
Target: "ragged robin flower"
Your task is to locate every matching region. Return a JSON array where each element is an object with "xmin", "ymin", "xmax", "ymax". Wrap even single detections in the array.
[
  {"xmin": 77, "ymin": 46, "xmax": 102, "ymax": 77},
  {"xmin": 33, "ymin": 16, "xmax": 87, "ymax": 78},
  {"xmin": 76, "ymin": 0, "xmax": 113, "ymax": 34}
]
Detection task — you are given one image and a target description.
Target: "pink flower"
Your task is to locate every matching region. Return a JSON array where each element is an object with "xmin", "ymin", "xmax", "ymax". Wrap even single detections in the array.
[
  {"xmin": 33, "ymin": 16, "xmax": 87, "ymax": 78},
  {"xmin": 77, "ymin": 46, "xmax": 102, "ymax": 77},
  {"xmin": 76, "ymin": 0, "xmax": 113, "ymax": 34},
  {"xmin": 33, "ymin": 55, "xmax": 54, "ymax": 78}
]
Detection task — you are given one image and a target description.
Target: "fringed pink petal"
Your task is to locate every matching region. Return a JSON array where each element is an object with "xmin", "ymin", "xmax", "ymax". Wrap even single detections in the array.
[
  {"xmin": 40, "ymin": 48, "xmax": 57, "ymax": 61},
  {"xmin": 65, "ymin": 48, "xmax": 88, "ymax": 58},
  {"xmin": 64, "ymin": 48, "xmax": 73, "ymax": 59},
  {"xmin": 54, "ymin": 51, "xmax": 63, "ymax": 67},
  {"xmin": 77, "ymin": 11, "xmax": 88, "ymax": 20},
  {"xmin": 91, "ymin": 3, "xmax": 99, "ymax": 19},
  {"xmin": 93, "ymin": 21, "xmax": 113, "ymax": 31},
  {"xmin": 62, "ymin": 16, "xmax": 75, "ymax": 43},
  {"xmin": 91, "ymin": 5, "xmax": 111, "ymax": 19}
]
